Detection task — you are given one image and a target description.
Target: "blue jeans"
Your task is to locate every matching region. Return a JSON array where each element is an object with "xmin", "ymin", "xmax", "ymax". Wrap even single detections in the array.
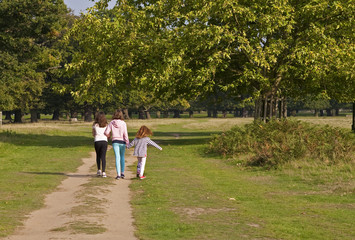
[{"xmin": 112, "ymin": 143, "xmax": 126, "ymax": 176}]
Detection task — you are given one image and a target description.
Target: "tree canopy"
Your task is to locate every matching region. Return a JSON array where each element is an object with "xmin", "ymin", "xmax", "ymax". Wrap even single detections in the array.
[
  {"xmin": 66, "ymin": 0, "xmax": 354, "ymax": 109},
  {"xmin": 0, "ymin": 0, "xmax": 69, "ymax": 116}
]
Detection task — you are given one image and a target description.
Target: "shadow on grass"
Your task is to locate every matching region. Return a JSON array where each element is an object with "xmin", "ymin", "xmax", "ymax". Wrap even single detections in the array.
[
  {"xmin": 148, "ymin": 131, "xmax": 221, "ymax": 146},
  {"xmin": 0, "ymin": 130, "xmax": 222, "ymax": 148},
  {"xmin": 0, "ymin": 131, "xmax": 92, "ymax": 148},
  {"xmin": 22, "ymin": 172, "xmax": 95, "ymax": 178}
]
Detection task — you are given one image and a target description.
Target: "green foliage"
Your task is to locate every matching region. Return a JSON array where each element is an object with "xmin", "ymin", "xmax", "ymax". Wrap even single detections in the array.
[
  {"xmin": 208, "ymin": 119, "xmax": 355, "ymax": 167},
  {"xmin": 0, "ymin": 0, "xmax": 70, "ymax": 112},
  {"xmin": 66, "ymin": 0, "xmax": 354, "ymax": 109}
]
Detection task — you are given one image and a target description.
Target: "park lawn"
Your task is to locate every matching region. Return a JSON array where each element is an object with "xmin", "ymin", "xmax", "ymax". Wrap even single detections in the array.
[
  {"xmin": 0, "ymin": 118, "xmax": 353, "ymax": 239},
  {"xmin": 0, "ymin": 122, "xmax": 93, "ymax": 237},
  {"xmin": 129, "ymin": 118, "xmax": 355, "ymax": 240}
]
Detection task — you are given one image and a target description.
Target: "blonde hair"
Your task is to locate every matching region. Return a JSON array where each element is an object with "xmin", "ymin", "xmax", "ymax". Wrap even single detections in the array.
[{"xmin": 136, "ymin": 125, "xmax": 153, "ymax": 139}]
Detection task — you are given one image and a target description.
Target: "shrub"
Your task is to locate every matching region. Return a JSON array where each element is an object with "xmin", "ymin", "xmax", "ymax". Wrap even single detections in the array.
[{"xmin": 208, "ymin": 119, "xmax": 355, "ymax": 167}]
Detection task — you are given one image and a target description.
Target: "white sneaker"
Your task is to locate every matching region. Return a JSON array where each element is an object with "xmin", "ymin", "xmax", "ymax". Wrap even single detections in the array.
[
  {"xmin": 97, "ymin": 170, "xmax": 102, "ymax": 176},
  {"xmin": 102, "ymin": 172, "xmax": 107, "ymax": 178}
]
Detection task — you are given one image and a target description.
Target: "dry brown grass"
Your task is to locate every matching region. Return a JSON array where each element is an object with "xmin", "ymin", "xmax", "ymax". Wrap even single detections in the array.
[{"xmin": 295, "ymin": 116, "xmax": 353, "ymax": 130}]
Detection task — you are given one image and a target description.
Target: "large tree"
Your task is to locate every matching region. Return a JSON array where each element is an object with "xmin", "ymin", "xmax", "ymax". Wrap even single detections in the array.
[
  {"xmin": 67, "ymin": 0, "xmax": 354, "ymax": 121},
  {"xmin": 0, "ymin": 0, "xmax": 69, "ymax": 122}
]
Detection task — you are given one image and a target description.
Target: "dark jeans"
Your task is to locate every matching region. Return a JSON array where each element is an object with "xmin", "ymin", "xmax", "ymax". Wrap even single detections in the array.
[{"xmin": 94, "ymin": 141, "xmax": 108, "ymax": 172}]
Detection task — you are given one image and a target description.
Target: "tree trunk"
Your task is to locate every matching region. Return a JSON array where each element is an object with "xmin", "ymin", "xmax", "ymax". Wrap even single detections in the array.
[
  {"xmin": 222, "ymin": 110, "xmax": 227, "ymax": 118},
  {"xmin": 52, "ymin": 109, "xmax": 60, "ymax": 120},
  {"xmin": 30, "ymin": 110, "xmax": 38, "ymax": 123},
  {"xmin": 282, "ymin": 98, "xmax": 287, "ymax": 118},
  {"xmin": 4, "ymin": 111, "xmax": 12, "ymax": 121},
  {"xmin": 14, "ymin": 110, "xmax": 24, "ymax": 123},
  {"xmin": 242, "ymin": 108, "xmax": 247, "ymax": 118},
  {"xmin": 207, "ymin": 109, "xmax": 212, "ymax": 117},
  {"xmin": 352, "ymin": 102, "xmax": 355, "ymax": 132},
  {"xmin": 255, "ymin": 96, "xmax": 287, "ymax": 121},
  {"xmin": 123, "ymin": 108, "xmax": 130, "ymax": 119},
  {"xmin": 163, "ymin": 111, "xmax": 169, "ymax": 118},
  {"xmin": 70, "ymin": 111, "xmax": 78, "ymax": 118},
  {"xmin": 213, "ymin": 109, "xmax": 218, "ymax": 118},
  {"xmin": 314, "ymin": 109, "xmax": 319, "ymax": 117},
  {"xmin": 84, "ymin": 106, "xmax": 92, "ymax": 122},
  {"xmin": 156, "ymin": 111, "xmax": 161, "ymax": 118},
  {"xmin": 189, "ymin": 110, "xmax": 194, "ymax": 118},
  {"xmin": 173, "ymin": 110, "xmax": 180, "ymax": 118},
  {"xmin": 145, "ymin": 111, "xmax": 151, "ymax": 119},
  {"xmin": 138, "ymin": 109, "xmax": 145, "ymax": 119}
]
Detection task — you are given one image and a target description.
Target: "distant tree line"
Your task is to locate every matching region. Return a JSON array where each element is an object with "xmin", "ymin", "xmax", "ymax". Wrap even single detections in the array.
[{"xmin": 1, "ymin": 0, "xmax": 354, "ymax": 127}]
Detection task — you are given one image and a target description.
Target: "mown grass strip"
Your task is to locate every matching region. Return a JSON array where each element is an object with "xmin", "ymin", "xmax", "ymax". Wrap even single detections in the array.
[
  {"xmin": 0, "ymin": 122, "xmax": 93, "ymax": 237},
  {"xmin": 129, "ymin": 119, "xmax": 354, "ymax": 240}
]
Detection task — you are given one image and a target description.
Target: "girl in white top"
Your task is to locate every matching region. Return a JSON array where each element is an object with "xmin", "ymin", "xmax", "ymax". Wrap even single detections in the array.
[{"xmin": 92, "ymin": 112, "xmax": 108, "ymax": 177}]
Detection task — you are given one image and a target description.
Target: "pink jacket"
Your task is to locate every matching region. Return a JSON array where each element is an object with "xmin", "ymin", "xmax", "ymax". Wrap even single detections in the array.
[{"xmin": 104, "ymin": 119, "xmax": 129, "ymax": 145}]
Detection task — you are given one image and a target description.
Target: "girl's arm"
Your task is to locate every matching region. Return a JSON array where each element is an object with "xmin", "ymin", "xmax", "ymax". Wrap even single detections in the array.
[
  {"xmin": 123, "ymin": 123, "xmax": 129, "ymax": 145},
  {"xmin": 92, "ymin": 125, "xmax": 96, "ymax": 137},
  {"xmin": 127, "ymin": 138, "xmax": 136, "ymax": 149},
  {"xmin": 104, "ymin": 122, "xmax": 111, "ymax": 137},
  {"xmin": 147, "ymin": 139, "xmax": 162, "ymax": 150}
]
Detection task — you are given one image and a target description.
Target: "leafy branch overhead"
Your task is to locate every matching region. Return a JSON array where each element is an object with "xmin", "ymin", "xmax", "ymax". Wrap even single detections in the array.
[{"xmin": 67, "ymin": 0, "xmax": 354, "ymax": 105}]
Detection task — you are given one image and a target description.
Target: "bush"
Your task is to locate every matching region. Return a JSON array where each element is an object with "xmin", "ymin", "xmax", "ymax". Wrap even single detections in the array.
[{"xmin": 208, "ymin": 119, "xmax": 355, "ymax": 167}]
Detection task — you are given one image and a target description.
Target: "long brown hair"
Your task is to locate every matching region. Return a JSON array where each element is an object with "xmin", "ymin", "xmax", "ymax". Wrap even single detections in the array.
[
  {"xmin": 136, "ymin": 125, "xmax": 152, "ymax": 139},
  {"xmin": 112, "ymin": 109, "xmax": 124, "ymax": 120},
  {"xmin": 94, "ymin": 112, "xmax": 108, "ymax": 127}
]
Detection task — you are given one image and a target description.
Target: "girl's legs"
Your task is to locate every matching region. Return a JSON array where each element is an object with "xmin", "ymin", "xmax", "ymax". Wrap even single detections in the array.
[
  {"xmin": 136, "ymin": 157, "xmax": 142, "ymax": 176},
  {"xmin": 112, "ymin": 143, "xmax": 121, "ymax": 177},
  {"xmin": 118, "ymin": 143, "xmax": 126, "ymax": 175},
  {"xmin": 100, "ymin": 141, "xmax": 108, "ymax": 172},
  {"xmin": 95, "ymin": 141, "xmax": 108, "ymax": 173},
  {"xmin": 94, "ymin": 142, "xmax": 101, "ymax": 171},
  {"xmin": 139, "ymin": 157, "xmax": 147, "ymax": 177}
]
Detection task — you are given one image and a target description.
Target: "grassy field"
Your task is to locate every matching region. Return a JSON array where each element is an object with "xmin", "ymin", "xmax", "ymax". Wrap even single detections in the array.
[
  {"xmin": 0, "ymin": 117, "xmax": 354, "ymax": 239},
  {"xmin": 128, "ymin": 118, "xmax": 354, "ymax": 240},
  {"xmin": 0, "ymin": 122, "xmax": 93, "ymax": 237}
]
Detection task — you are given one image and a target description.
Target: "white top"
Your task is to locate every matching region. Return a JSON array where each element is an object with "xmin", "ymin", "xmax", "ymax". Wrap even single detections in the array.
[{"xmin": 93, "ymin": 124, "xmax": 108, "ymax": 142}]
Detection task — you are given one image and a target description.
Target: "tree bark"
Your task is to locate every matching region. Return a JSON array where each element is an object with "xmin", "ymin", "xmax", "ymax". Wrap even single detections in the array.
[
  {"xmin": 156, "ymin": 111, "xmax": 161, "ymax": 118},
  {"xmin": 352, "ymin": 102, "xmax": 355, "ymax": 132},
  {"xmin": 123, "ymin": 109, "xmax": 130, "ymax": 119},
  {"xmin": 5, "ymin": 111, "xmax": 12, "ymax": 121},
  {"xmin": 173, "ymin": 110, "xmax": 180, "ymax": 118},
  {"xmin": 52, "ymin": 109, "xmax": 60, "ymax": 120},
  {"xmin": 30, "ymin": 110, "xmax": 38, "ymax": 123},
  {"xmin": 222, "ymin": 110, "xmax": 227, "ymax": 118},
  {"xmin": 145, "ymin": 111, "xmax": 151, "ymax": 119},
  {"xmin": 189, "ymin": 110, "xmax": 194, "ymax": 118},
  {"xmin": 213, "ymin": 109, "xmax": 218, "ymax": 118},
  {"xmin": 138, "ymin": 109, "xmax": 145, "ymax": 119},
  {"xmin": 84, "ymin": 106, "xmax": 92, "ymax": 122},
  {"xmin": 70, "ymin": 111, "xmax": 78, "ymax": 118},
  {"xmin": 14, "ymin": 110, "xmax": 24, "ymax": 123}
]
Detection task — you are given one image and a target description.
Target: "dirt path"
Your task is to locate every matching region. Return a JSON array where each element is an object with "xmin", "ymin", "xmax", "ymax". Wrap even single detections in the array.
[{"xmin": 5, "ymin": 150, "xmax": 137, "ymax": 240}]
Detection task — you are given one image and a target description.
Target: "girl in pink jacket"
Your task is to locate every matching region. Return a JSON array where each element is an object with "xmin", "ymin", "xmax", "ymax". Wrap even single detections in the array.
[{"xmin": 104, "ymin": 110, "xmax": 129, "ymax": 179}]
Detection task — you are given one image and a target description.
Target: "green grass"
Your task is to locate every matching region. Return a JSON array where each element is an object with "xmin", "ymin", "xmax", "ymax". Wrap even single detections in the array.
[
  {"xmin": 0, "ymin": 122, "xmax": 93, "ymax": 237},
  {"xmin": 128, "ymin": 118, "xmax": 355, "ymax": 240},
  {"xmin": 0, "ymin": 118, "xmax": 354, "ymax": 239}
]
